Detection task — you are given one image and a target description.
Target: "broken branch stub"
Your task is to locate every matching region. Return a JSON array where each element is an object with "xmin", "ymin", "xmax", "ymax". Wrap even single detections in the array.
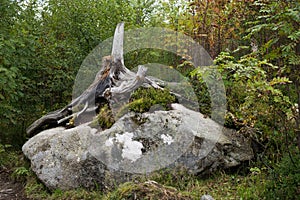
[{"xmin": 26, "ymin": 22, "xmax": 163, "ymax": 136}]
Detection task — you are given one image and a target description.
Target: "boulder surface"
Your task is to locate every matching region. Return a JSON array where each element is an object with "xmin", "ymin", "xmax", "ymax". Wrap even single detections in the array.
[{"xmin": 22, "ymin": 104, "xmax": 253, "ymax": 190}]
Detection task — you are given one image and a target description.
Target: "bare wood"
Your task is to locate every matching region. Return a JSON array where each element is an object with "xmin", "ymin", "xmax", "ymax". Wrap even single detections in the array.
[{"xmin": 26, "ymin": 22, "xmax": 173, "ymax": 136}]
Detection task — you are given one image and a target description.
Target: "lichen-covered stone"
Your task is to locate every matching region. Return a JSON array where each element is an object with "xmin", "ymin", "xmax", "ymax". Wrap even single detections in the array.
[{"xmin": 22, "ymin": 104, "xmax": 253, "ymax": 190}]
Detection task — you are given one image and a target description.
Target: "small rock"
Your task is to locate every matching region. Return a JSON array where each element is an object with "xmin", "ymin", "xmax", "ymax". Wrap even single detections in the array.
[{"xmin": 201, "ymin": 194, "xmax": 214, "ymax": 200}]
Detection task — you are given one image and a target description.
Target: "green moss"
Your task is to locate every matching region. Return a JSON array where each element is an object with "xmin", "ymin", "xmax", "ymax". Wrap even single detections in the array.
[
  {"xmin": 128, "ymin": 87, "xmax": 176, "ymax": 113},
  {"xmin": 90, "ymin": 88, "xmax": 176, "ymax": 129},
  {"xmin": 90, "ymin": 104, "xmax": 115, "ymax": 130}
]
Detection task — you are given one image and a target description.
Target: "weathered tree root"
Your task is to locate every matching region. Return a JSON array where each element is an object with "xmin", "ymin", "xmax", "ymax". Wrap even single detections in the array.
[{"xmin": 26, "ymin": 22, "xmax": 164, "ymax": 136}]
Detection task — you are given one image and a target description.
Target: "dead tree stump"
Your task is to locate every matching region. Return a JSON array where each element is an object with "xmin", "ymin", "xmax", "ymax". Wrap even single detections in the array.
[{"xmin": 26, "ymin": 22, "xmax": 163, "ymax": 136}]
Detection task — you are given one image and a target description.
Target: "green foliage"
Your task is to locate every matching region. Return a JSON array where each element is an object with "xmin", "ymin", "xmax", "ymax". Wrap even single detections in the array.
[
  {"xmin": 235, "ymin": 167, "xmax": 268, "ymax": 199},
  {"xmin": 125, "ymin": 49, "xmax": 180, "ymax": 71},
  {"xmin": 0, "ymin": 0, "xmax": 26, "ymax": 145},
  {"xmin": 245, "ymin": 1, "xmax": 300, "ymax": 67},
  {"xmin": 0, "ymin": 143, "xmax": 13, "ymax": 167},
  {"xmin": 0, "ymin": 145, "xmax": 21, "ymax": 168},
  {"xmin": 129, "ymin": 0, "xmax": 157, "ymax": 27},
  {"xmin": 215, "ymin": 52, "xmax": 292, "ymax": 123},
  {"xmin": 12, "ymin": 166, "xmax": 30, "ymax": 182},
  {"xmin": 192, "ymin": 51, "xmax": 293, "ymax": 154},
  {"xmin": 47, "ymin": 189, "xmax": 103, "ymax": 200},
  {"xmin": 150, "ymin": 168, "xmax": 197, "ymax": 191},
  {"xmin": 0, "ymin": 143, "xmax": 31, "ymax": 184},
  {"xmin": 265, "ymin": 152, "xmax": 300, "ymax": 199},
  {"xmin": 189, "ymin": 73, "xmax": 211, "ymax": 117},
  {"xmin": 244, "ymin": 0, "xmax": 300, "ymax": 151},
  {"xmin": 0, "ymin": 144, "xmax": 29, "ymax": 175},
  {"xmin": 0, "ymin": 0, "xmax": 144, "ymax": 146},
  {"xmin": 150, "ymin": 168, "xmax": 268, "ymax": 199},
  {"xmin": 228, "ymin": 53, "xmax": 292, "ymax": 145},
  {"xmin": 25, "ymin": 174, "xmax": 50, "ymax": 200},
  {"xmin": 190, "ymin": 65, "xmax": 227, "ymax": 119},
  {"xmin": 128, "ymin": 87, "xmax": 176, "ymax": 113}
]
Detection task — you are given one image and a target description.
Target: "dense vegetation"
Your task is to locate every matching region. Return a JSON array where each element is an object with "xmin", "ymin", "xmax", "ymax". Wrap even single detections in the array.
[{"xmin": 1, "ymin": 0, "xmax": 299, "ymax": 199}]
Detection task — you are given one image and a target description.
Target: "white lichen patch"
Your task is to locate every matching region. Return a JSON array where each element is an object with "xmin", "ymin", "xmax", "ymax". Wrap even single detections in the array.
[
  {"xmin": 105, "ymin": 132, "xmax": 143, "ymax": 162},
  {"xmin": 161, "ymin": 134, "xmax": 174, "ymax": 145},
  {"xmin": 105, "ymin": 137, "xmax": 114, "ymax": 147}
]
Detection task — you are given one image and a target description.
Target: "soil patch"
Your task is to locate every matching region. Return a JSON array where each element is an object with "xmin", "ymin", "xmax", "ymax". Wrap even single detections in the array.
[{"xmin": 0, "ymin": 169, "xmax": 29, "ymax": 200}]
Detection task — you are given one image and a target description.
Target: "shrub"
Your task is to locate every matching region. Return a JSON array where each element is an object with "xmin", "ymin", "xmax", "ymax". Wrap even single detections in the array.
[
  {"xmin": 191, "ymin": 52, "xmax": 294, "ymax": 158},
  {"xmin": 264, "ymin": 152, "xmax": 300, "ymax": 199}
]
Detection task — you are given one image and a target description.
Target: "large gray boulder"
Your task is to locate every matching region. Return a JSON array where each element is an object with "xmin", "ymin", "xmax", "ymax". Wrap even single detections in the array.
[{"xmin": 22, "ymin": 104, "xmax": 253, "ymax": 190}]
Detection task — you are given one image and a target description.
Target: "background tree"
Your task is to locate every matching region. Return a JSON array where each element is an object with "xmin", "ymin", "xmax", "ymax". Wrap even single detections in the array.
[{"xmin": 0, "ymin": 0, "xmax": 143, "ymax": 146}]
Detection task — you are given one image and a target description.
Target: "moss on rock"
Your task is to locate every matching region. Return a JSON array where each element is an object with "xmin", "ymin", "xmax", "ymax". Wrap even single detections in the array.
[
  {"xmin": 90, "ymin": 104, "xmax": 115, "ymax": 130},
  {"xmin": 128, "ymin": 87, "xmax": 176, "ymax": 113},
  {"xmin": 91, "ymin": 87, "xmax": 176, "ymax": 129}
]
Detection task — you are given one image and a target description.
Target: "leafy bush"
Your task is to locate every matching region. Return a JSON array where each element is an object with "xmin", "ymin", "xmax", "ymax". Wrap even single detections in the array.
[
  {"xmin": 192, "ymin": 52, "xmax": 293, "ymax": 152},
  {"xmin": 265, "ymin": 152, "xmax": 300, "ymax": 199}
]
